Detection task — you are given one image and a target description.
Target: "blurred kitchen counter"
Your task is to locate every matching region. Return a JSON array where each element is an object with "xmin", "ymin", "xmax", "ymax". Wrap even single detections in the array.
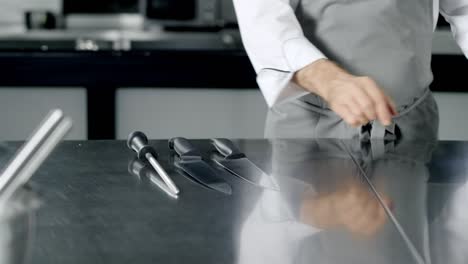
[{"xmin": 0, "ymin": 28, "xmax": 252, "ymax": 87}]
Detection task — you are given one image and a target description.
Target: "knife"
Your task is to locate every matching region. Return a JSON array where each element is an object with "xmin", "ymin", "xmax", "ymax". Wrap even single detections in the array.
[
  {"xmin": 169, "ymin": 137, "xmax": 232, "ymax": 195},
  {"xmin": 210, "ymin": 138, "xmax": 279, "ymax": 191}
]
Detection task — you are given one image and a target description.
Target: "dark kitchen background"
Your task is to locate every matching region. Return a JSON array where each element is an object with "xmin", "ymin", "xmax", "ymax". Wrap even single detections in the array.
[{"xmin": 0, "ymin": 0, "xmax": 466, "ymax": 140}]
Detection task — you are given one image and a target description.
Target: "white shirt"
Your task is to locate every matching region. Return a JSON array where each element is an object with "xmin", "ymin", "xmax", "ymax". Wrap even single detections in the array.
[{"xmin": 233, "ymin": 0, "xmax": 468, "ymax": 107}]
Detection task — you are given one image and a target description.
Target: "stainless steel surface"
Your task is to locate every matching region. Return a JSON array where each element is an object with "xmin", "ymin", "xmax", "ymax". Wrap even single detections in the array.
[
  {"xmin": 214, "ymin": 158, "xmax": 279, "ymax": 190},
  {"xmin": 0, "ymin": 139, "xmax": 465, "ymax": 263},
  {"xmin": 0, "ymin": 187, "xmax": 40, "ymax": 264},
  {"xmin": 174, "ymin": 158, "xmax": 232, "ymax": 195},
  {"xmin": 355, "ymin": 141, "xmax": 468, "ymax": 264},
  {"xmin": 265, "ymin": 139, "xmax": 420, "ymax": 263},
  {"xmin": 344, "ymin": 142, "xmax": 426, "ymax": 264}
]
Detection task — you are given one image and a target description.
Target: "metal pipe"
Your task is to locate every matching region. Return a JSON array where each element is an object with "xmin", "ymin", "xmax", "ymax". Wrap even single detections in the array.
[{"xmin": 0, "ymin": 110, "xmax": 72, "ymax": 204}]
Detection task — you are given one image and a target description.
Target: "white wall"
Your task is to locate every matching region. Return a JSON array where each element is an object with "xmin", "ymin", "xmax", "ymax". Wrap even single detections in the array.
[
  {"xmin": 434, "ymin": 92, "xmax": 468, "ymax": 140},
  {"xmin": 116, "ymin": 88, "xmax": 268, "ymax": 139},
  {"xmin": 0, "ymin": 88, "xmax": 87, "ymax": 140}
]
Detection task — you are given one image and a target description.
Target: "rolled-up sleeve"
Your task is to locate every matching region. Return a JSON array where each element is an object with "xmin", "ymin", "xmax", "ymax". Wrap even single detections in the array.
[
  {"xmin": 440, "ymin": 0, "xmax": 468, "ymax": 58},
  {"xmin": 233, "ymin": 0, "xmax": 326, "ymax": 107}
]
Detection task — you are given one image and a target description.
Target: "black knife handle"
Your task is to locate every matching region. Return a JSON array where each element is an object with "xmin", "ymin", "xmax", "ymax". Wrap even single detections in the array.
[
  {"xmin": 169, "ymin": 137, "xmax": 202, "ymax": 160},
  {"xmin": 127, "ymin": 131, "xmax": 158, "ymax": 161},
  {"xmin": 210, "ymin": 138, "xmax": 246, "ymax": 159}
]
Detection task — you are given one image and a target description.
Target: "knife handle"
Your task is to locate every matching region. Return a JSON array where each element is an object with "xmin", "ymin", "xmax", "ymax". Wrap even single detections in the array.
[
  {"xmin": 169, "ymin": 137, "xmax": 202, "ymax": 160},
  {"xmin": 210, "ymin": 138, "xmax": 246, "ymax": 159}
]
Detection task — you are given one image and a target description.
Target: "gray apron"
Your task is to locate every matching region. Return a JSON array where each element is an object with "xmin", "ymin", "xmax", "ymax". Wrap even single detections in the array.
[{"xmin": 265, "ymin": 0, "xmax": 439, "ymax": 140}]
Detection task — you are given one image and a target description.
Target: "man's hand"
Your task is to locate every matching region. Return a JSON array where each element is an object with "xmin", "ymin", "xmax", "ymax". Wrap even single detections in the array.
[{"xmin": 293, "ymin": 59, "xmax": 397, "ymax": 127}]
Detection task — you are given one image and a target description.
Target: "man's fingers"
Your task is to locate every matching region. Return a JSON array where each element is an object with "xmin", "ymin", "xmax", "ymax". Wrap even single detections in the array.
[
  {"xmin": 386, "ymin": 95, "xmax": 398, "ymax": 116},
  {"xmin": 348, "ymin": 99, "xmax": 370, "ymax": 125},
  {"xmin": 352, "ymin": 93, "xmax": 377, "ymax": 122},
  {"xmin": 335, "ymin": 104, "xmax": 361, "ymax": 127},
  {"xmin": 328, "ymin": 76, "xmax": 398, "ymax": 127},
  {"xmin": 348, "ymin": 82, "xmax": 374, "ymax": 123},
  {"xmin": 362, "ymin": 80, "xmax": 393, "ymax": 126},
  {"xmin": 376, "ymin": 102, "xmax": 393, "ymax": 126}
]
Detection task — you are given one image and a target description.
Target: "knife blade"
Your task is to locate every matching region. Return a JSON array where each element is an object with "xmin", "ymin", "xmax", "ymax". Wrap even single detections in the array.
[
  {"xmin": 210, "ymin": 138, "xmax": 279, "ymax": 191},
  {"xmin": 169, "ymin": 137, "xmax": 232, "ymax": 195}
]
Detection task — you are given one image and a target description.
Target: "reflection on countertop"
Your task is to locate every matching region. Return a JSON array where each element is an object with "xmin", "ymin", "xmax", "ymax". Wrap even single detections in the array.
[{"xmin": 0, "ymin": 138, "xmax": 466, "ymax": 263}]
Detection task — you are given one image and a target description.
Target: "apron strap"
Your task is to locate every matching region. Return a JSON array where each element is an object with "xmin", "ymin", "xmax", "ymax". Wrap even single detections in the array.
[{"xmin": 360, "ymin": 121, "xmax": 398, "ymax": 159}]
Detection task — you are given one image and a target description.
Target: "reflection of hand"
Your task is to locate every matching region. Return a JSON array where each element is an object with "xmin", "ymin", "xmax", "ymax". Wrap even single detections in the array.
[{"xmin": 300, "ymin": 181, "xmax": 393, "ymax": 237}]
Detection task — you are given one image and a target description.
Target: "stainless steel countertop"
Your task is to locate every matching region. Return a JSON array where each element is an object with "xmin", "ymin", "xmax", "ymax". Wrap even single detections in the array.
[{"xmin": 0, "ymin": 138, "xmax": 466, "ymax": 264}]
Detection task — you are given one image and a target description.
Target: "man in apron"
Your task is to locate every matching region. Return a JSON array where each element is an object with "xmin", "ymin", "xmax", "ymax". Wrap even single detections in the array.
[{"xmin": 233, "ymin": 0, "xmax": 468, "ymax": 140}]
